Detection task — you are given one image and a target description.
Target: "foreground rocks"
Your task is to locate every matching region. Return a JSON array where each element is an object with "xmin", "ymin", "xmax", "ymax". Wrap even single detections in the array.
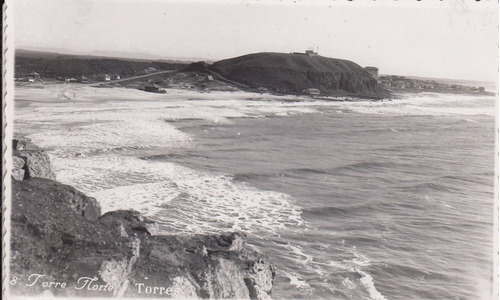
[
  {"xmin": 12, "ymin": 138, "xmax": 56, "ymax": 181},
  {"xmin": 10, "ymin": 177, "xmax": 275, "ymax": 299}
]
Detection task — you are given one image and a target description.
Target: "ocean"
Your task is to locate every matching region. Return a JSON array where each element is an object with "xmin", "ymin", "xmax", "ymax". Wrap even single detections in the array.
[{"xmin": 14, "ymin": 85, "xmax": 496, "ymax": 299}]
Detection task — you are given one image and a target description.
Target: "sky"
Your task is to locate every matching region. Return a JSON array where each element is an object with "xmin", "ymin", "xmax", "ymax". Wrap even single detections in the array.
[{"xmin": 10, "ymin": 0, "xmax": 499, "ymax": 82}]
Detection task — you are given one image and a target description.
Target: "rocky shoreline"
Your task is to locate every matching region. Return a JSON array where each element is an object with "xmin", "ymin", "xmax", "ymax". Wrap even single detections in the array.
[{"xmin": 9, "ymin": 140, "xmax": 275, "ymax": 299}]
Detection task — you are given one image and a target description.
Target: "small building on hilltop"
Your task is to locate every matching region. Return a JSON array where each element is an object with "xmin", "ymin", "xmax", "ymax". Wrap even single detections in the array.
[
  {"xmin": 303, "ymin": 88, "xmax": 321, "ymax": 95},
  {"xmin": 364, "ymin": 67, "xmax": 379, "ymax": 78},
  {"xmin": 305, "ymin": 49, "xmax": 318, "ymax": 56},
  {"xmin": 293, "ymin": 48, "xmax": 319, "ymax": 56}
]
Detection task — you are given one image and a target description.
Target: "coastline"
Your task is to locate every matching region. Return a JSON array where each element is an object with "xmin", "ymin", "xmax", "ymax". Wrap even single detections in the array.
[
  {"xmin": 8, "ymin": 83, "xmax": 496, "ymax": 299},
  {"xmin": 9, "ymin": 140, "xmax": 276, "ymax": 299},
  {"xmin": 5, "ymin": 2, "xmax": 497, "ymax": 298}
]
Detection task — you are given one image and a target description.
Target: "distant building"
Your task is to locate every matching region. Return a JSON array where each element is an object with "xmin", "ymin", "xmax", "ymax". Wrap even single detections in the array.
[
  {"xmin": 26, "ymin": 71, "xmax": 41, "ymax": 82},
  {"xmin": 293, "ymin": 48, "xmax": 319, "ymax": 56},
  {"xmin": 303, "ymin": 88, "xmax": 320, "ymax": 95},
  {"xmin": 31, "ymin": 71, "xmax": 41, "ymax": 80},
  {"xmin": 63, "ymin": 77, "xmax": 77, "ymax": 82},
  {"xmin": 206, "ymin": 75, "xmax": 214, "ymax": 81},
  {"xmin": 78, "ymin": 75, "xmax": 90, "ymax": 83},
  {"xmin": 305, "ymin": 49, "xmax": 318, "ymax": 56},
  {"xmin": 98, "ymin": 73, "xmax": 111, "ymax": 81},
  {"xmin": 364, "ymin": 67, "xmax": 379, "ymax": 78},
  {"xmin": 111, "ymin": 73, "xmax": 121, "ymax": 80}
]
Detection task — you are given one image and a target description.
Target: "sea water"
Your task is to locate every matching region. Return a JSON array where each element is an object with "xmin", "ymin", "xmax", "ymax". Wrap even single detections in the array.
[{"xmin": 14, "ymin": 85, "xmax": 496, "ymax": 299}]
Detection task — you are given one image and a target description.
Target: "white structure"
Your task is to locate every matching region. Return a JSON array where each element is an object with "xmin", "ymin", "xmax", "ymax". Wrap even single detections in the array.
[
  {"xmin": 98, "ymin": 73, "xmax": 111, "ymax": 81},
  {"xmin": 304, "ymin": 88, "xmax": 320, "ymax": 95}
]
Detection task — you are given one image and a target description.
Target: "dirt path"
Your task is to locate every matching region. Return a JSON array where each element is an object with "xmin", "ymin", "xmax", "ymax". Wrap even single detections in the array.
[{"xmin": 94, "ymin": 70, "xmax": 175, "ymax": 86}]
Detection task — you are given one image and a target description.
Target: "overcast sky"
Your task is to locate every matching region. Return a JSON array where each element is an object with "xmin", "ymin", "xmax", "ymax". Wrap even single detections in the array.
[{"xmin": 12, "ymin": 0, "xmax": 498, "ymax": 82}]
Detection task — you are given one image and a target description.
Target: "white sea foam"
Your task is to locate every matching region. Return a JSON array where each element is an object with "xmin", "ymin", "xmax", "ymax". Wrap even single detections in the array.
[
  {"xmin": 281, "ymin": 271, "xmax": 312, "ymax": 292},
  {"xmin": 48, "ymin": 154, "xmax": 305, "ymax": 235},
  {"xmin": 335, "ymin": 93, "xmax": 496, "ymax": 117},
  {"xmin": 13, "ymin": 85, "xmax": 320, "ymax": 238},
  {"xmin": 27, "ymin": 116, "xmax": 192, "ymax": 157},
  {"xmin": 285, "ymin": 243, "xmax": 314, "ymax": 264},
  {"xmin": 357, "ymin": 269, "xmax": 388, "ymax": 300},
  {"xmin": 325, "ymin": 248, "xmax": 389, "ymax": 300},
  {"xmin": 352, "ymin": 251, "xmax": 372, "ymax": 267},
  {"xmin": 15, "ymin": 84, "xmax": 461, "ymax": 299},
  {"xmin": 91, "ymin": 181, "xmax": 182, "ymax": 215},
  {"xmin": 342, "ymin": 277, "xmax": 356, "ymax": 290}
]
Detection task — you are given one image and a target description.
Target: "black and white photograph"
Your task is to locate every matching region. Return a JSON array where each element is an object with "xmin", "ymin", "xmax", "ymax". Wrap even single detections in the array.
[{"xmin": 2, "ymin": 0, "xmax": 498, "ymax": 299}]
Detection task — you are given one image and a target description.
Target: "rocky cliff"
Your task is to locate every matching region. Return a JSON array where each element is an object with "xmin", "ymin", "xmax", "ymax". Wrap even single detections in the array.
[
  {"xmin": 210, "ymin": 52, "xmax": 390, "ymax": 99},
  {"xmin": 11, "ymin": 139, "xmax": 56, "ymax": 181},
  {"xmin": 9, "ymin": 142, "xmax": 275, "ymax": 299}
]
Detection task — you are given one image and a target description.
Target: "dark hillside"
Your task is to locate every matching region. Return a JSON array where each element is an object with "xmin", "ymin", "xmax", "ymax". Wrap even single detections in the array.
[
  {"xmin": 210, "ymin": 52, "xmax": 389, "ymax": 98},
  {"xmin": 15, "ymin": 51, "xmax": 188, "ymax": 78}
]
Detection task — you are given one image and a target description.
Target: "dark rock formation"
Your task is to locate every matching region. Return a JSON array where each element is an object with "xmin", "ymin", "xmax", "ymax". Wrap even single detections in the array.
[
  {"xmin": 12, "ymin": 156, "xmax": 26, "ymax": 169},
  {"xmin": 12, "ymin": 141, "xmax": 56, "ymax": 181},
  {"xmin": 127, "ymin": 230, "xmax": 274, "ymax": 299},
  {"xmin": 11, "ymin": 169, "xmax": 26, "ymax": 181},
  {"xmin": 11, "ymin": 156, "xmax": 26, "ymax": 181},
  {"xmin": 100, "ymin": 210, "xmax": 160, "ymax": 236},
  {"xmin": 13, "ymin": 139, "xmax": 27, "ymax": 151},
  {"xmin": 10, "ymin": 178, "xmax": 129, "ymax": 297},
  {"xmin": 182, "ymin": 61, "xmax": 211, "ymax": 72},
  {"xmin": 10, "ymin": 177, "xmax": 275, "ymax": 299},
  {"xmin": 210, "ymin": 52, "xmax": 390, "ymax": 99},
  {"xmin": 14, "ymin": 178, "xmax": 101, "ymax": 220}
]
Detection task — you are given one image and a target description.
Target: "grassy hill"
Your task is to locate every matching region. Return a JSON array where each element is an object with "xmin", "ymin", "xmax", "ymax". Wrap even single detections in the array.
[
  {"xmin": 15, "ymin": 49, "xmax": 188, "ymax": 78},
  {"xmin": 210, "ymin": 52, "xmax": 389, "ymax": 98}
]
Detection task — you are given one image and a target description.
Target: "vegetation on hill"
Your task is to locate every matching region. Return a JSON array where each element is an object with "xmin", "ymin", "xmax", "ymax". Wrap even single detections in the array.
[
  {"xmin": 210, "ymin": 52, "xmax": 390, "ymax": 98},
  {"xmin": 15, "ymin": 51, "xmax": 188, "ymax": 78}
]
